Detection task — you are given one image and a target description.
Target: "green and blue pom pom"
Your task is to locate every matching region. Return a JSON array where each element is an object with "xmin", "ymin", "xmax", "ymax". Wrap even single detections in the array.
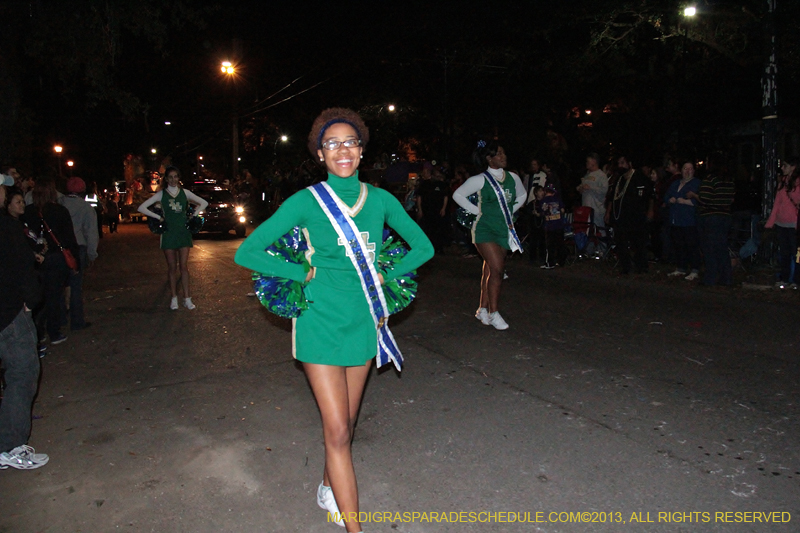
[{"xmin": 252, "ymin": 226, "xmax": 418, "ymax": 319}]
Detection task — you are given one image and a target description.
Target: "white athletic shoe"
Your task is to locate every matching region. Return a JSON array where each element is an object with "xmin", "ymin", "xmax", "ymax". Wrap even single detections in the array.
[
  {"xmin": 475, "ymin": 307, "xmax": 491, "ymax": 325},
  {"xmin": 184, "ymin": 298, "xmax": 196, "ymax": 310},
  {"xmin": 0, "ymin": 445, "xmax": 49, "ymax": 470},
  {"xmin": 488, "ymin": 311, "xmax": 509, "ymax": 330},
  {"xmin": 684, "ymin": 272, "xmax": 699, "ymax": 281},
  {"xmin": 170, "ymin": 297, "xmax": 179, "ymax": 310},
  {"xmin": 317, "ymin": 483, "xmax": 344, "ymax": 527}
]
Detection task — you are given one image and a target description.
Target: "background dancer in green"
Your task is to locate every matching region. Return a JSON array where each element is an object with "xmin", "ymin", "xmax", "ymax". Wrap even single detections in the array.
[
  {"xmin": 235, "ymin": 108, "xmax": 432, "ymax": 532},
  {"xmin": 452, "ymin": 141, "xmax": 526, "ymax": 330},
  {"xmin": 138, "ymin": 167, "xmax": 208, "ymax": 310}
]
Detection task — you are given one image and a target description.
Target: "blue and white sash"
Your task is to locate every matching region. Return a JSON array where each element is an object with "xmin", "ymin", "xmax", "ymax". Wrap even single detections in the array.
[
  {"xmin": 483, "ymin": 171, "xmax": 523, "ymax": 252},
  {"xmin": 308, "ymin": 182, "xmax": 404, "ymax": 371}
]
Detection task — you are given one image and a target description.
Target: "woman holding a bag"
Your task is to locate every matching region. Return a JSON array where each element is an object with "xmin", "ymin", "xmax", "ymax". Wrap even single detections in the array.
[
  {"xmin": 235, "ymin": 108, "xmax": 432, "ymax": 533},
  {"xmin": 21, "ymin": 177, "xmax": 78, "ymax": 346}
]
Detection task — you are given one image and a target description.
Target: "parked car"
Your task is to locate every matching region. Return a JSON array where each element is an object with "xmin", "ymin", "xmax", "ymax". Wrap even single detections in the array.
[{"xmin": 189, "ymin": 184, "xmax": 248, "ymax": 237}]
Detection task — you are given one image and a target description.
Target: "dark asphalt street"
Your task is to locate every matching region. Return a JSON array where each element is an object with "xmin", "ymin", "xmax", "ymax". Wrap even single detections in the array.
[{"xmin": 1, "ymin": 222, "xmax": 798, "ymax": 533}]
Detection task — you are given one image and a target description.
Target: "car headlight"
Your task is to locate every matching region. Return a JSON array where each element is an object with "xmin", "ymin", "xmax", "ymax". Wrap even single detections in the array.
[{"xmin": 235, "ymin": 206, "xmax": 244, "ymax": 214}]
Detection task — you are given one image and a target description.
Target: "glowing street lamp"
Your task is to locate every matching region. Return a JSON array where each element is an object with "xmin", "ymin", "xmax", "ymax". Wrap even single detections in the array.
[
  {"xmin": 274, "ymin": 134, "xmax": 288, "ymax": 156},
  {"xmin": 151, "ymin": 148, "xmax": 157, "ymax": 154},
  {"xmin": 54, "ymin": 145, "xmax": 63, "ymax": 178},
  {"xmin": 387, "ymin": 104, "xmax": 396, "ymax": 112},
  {"xmin": 221, "ymin": 60, "xmax": 240, "ymax": 179},
  {"xmin": 683, "ymin": 6, "xmax": 697, "ymax": 17},
  {"xmin": 66, "ymin": 160, "xmax": 74, "ymax": 177}
]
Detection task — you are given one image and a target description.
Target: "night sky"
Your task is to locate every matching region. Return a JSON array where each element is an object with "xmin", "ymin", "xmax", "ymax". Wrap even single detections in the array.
[{"xmin": 2, "ymin": 1, "xmax": 798, "ymax": 186}]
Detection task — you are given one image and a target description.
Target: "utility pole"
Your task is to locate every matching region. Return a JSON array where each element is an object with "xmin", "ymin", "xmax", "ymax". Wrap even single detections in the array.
[{"xmin": 761, "ymin": 0, "xmax": 778, "ymax": 219}]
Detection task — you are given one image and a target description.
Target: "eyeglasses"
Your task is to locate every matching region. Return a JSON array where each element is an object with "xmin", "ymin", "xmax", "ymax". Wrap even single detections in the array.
[{"xmin": 320, "ymin": 139, "xmax": 361, "ymax": 151}]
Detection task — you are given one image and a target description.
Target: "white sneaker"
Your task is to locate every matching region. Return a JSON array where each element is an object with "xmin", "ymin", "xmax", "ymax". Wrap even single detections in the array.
[
  {"xmin": 488, "ymin": 311, "xmax": 509, "ymax": 330},
  {"xmin": 475, "ymin": 307, "xmax": 490, "ymax": 325},
  {"xmin": 184, "ymin": 298, "xmax": 196, "ymax": 310},
  {"xmin": 170, "ymin": 297, "xmax": 179, "ymax": 310},
  {"xmin": 667, "ymin": 270, "xmax": 685, "ymax": 277},
  {"xmin": 316, "ymin": 483, "xmax": 344, "ymax": 527},
  {"xmin": 0, "ymin": 445, "xmax": 49, "ymax": 470},
  {"xmin": 684, "ymin": 272, "xmax": 699, "ymax": 281}
]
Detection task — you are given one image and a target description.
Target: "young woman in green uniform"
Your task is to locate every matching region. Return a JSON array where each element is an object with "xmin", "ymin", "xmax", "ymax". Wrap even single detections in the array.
[
  {"xmin": 452, "ymin": 141, "xmax": 526, "ymax": 330},
  {"xmin": 138, "ymin": 167, "xmax": 208, "ymax": 310},
  {"xmin": 235, "ymin": 108, "xmax": 433, "ymax": 532}
]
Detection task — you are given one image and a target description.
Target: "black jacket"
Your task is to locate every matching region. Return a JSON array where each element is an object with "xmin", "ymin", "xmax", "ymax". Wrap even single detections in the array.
[
  {"xmin": 0, "ymin": 215, "xmax": 42, "ymax": 331},
  {"xmin": 22, "ymin": 202, "xmax": 79, "ymax": 260}
]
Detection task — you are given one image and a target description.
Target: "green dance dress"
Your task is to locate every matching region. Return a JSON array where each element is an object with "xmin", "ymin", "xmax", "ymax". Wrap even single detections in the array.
[
  {"xmin": 473, "ymin": 171, "xmax": 518, "ymax": 249},
  {"xmin": 235, "ymin": 172, "xmax": 434, "ymax": 366},
  {"xmin": 159, "ymin": 188, "xmax": 193, "ymax": 250}
]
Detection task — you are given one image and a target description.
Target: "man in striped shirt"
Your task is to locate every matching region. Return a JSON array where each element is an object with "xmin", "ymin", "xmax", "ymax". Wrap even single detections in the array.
[{"xmin": 688, "ymin": 153, "xmax": 736, "ymax": 286}]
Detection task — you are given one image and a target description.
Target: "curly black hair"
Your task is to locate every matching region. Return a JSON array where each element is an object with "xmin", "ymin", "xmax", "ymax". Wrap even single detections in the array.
[
  {"xmin": 472, "ymin": 139, "xmax": 500, "ymax": 170},
  {"xmin": 307, "ymin": 108, "xmax": 369, "ymax": 158}
]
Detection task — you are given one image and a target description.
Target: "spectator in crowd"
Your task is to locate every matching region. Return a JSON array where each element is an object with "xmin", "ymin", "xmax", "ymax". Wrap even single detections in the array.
[
  {"xmin": 648, "ymin": 168, "xmax": 665, "ymax": 261},
  {"xmin": 4, "ymin": 187, "xmax": 46, "ymax": 265},
  {"xmin": 0, "ymin": 174, "xmax": 49, "ymax": 470},
  {"xmin": 0, "ymin": 173, "xmax": 11, "ymax": 213},
  {"xmin": 527, "ymin": 185, "xmax": 547, "ymax": 264},
  {"xmin": 577, "ymin": 152, "xmax": 609, "ymax": 237},
  {"xmin": 658, "ymin": 158, "xmax": 682, "ymax": 261},
  {"xmin": 21, "ymin": 177, "xmax": 78, "ymax": 346},
  {"xmin": 61, "ymin": 177, "xmax": 99, "ymax": 330},
  {"xmin": 105, "ymin": 193, "xmax": 120, "ymax": 233},
  {"xmin": 416, "ymin": 166, "xmax": 449, "ymax": 253},
  {"xmin": 765, "ymin": 156, "xmax": 800, "ymax": 288},
  {"xmin": 536, "ymin": 185, "xmax": 567, "ymax": 269},
  {"xmin": 528, "ymin": 158, "xmax": 548, "ymax": 191},
  {"xmin": 690, "ymin": 152, "xmax": 735, "ymax": 286},
  {"xmin": 11, "ymin": 167, "xmax": 35, "ymax": 201},
  {"xmin": 665, "ymin": 161, "xmax": 702, "ymax": 280},
  {"xmin": 608, "ymin": 155, "xmax": 652, "ymax": 274}
]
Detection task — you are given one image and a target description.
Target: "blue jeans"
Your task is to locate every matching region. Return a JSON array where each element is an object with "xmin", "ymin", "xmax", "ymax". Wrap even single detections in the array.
[
  {"xmin": 699, "ymin": 215, "xmax": 732, "ymax": 286},
  {"xmin": 69, "ymin": 245, "xmax": 88, "ymax": 329},
  {"xmin": 0, "ymin": 309, "xmax": 40, "ymax": 452}
]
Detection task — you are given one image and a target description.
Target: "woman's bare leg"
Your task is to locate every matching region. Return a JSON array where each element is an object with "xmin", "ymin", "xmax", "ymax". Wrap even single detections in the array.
[
  {"xmin": 475, "ymin": 242, "xmax": 506, "ymax": 313},
  {"xmin": 163, "ymin": 249, "xmax": 179, "ymax": 297},
  {"xmin": 304, "ymin": 361, "xmax": 371, "ymax": 533},
  {"xmin": 178, "ymin": 247, "xmax": 191, "ymax": 298}
]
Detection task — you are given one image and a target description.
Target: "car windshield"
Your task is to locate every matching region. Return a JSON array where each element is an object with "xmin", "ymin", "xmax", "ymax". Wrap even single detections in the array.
[{"xmin": 194, "ymin": 188, "xmax": 235, "ymax": 204}]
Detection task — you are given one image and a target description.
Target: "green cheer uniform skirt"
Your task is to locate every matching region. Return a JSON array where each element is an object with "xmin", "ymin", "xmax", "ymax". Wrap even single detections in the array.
[
  {"xmin": 472, "ymin": 172, "xmax": 517, "ymax": 250},
  {"xmin": 293, "ymin": 266, "xmax": 377, "ymax": 366},
  {"xmin": 160, "ymin": 189, "xmax": 193, "ymax": 250}
]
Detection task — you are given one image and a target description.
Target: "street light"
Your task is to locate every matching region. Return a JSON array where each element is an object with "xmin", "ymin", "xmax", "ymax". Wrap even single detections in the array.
[
  {"xmin": 66, "ymin": 160, "xmax": 74, "ymax": 177},
  {"xmin": 683, "ymin": 6, "xmax": 697, "ymax": 17},
  {"xmin": 54, "ymin": 145, "xmax": 63, "ymax": 178},
  {"xmin": 274, "ymin": 135, "xmax": 288, "ymax": 157},
  {"xmin": 221, "ymin": 60, "xmax": 240, "ymax": 180},
  {"xmin": 387, "ymin": 104, "xmax": 396, "ymax": 112},
  {"xmin": 151, "ymin": 148, "xmax": 157, "ymax": 154}
]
